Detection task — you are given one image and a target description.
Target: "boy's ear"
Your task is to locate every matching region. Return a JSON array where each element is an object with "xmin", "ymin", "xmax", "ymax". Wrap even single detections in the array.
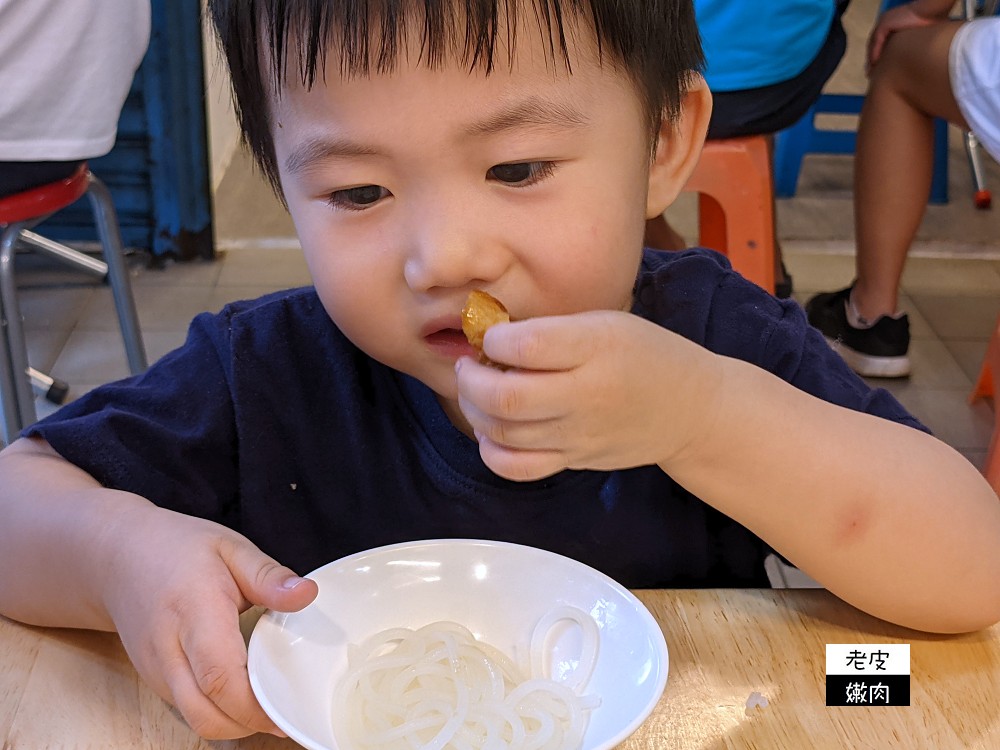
[{"xmin": 646, "ymin": 76, "xmax": 712, "ymax": 219}]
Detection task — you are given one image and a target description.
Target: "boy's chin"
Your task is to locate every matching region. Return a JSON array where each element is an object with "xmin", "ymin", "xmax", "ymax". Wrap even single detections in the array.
[
  {"xmin": 433, "ymin": 391, "xmax": 474, "ymax": 437},
  {"xmin": 412, "ymin": 367, "xmax": 459, "ymax": 402}
]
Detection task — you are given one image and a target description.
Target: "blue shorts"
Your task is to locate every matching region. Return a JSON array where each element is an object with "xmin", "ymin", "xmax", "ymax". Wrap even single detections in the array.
[{"xmin": 707, "ymin": 0, "xmax": 850, "ymax": 140}]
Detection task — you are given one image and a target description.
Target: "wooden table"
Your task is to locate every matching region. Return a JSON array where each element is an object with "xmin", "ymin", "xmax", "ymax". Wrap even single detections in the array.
[{"xmin": 2, "ymin": 588, "xmax": 998, "ymax": 749}]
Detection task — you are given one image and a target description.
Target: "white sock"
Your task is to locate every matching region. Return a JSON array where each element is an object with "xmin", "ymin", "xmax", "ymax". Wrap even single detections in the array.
[
  {"xmin": 845, "ymin": 289, "xmax": 902, "ymax": 329},
  {"xmin": 845, "ymin": 290, "xmax": 874, "ymax": 329}
]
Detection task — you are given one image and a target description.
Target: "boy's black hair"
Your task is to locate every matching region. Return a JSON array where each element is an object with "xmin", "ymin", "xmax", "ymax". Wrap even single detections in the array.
[{"xmin": 208, "ymin": 0, "xmax": 704, "ymax": 195}]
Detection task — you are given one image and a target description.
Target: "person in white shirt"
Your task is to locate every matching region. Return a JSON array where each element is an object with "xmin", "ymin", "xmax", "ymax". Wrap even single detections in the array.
[{"xmin": 0, "ymin": 0, "xmax": 151, "ymax": 197}]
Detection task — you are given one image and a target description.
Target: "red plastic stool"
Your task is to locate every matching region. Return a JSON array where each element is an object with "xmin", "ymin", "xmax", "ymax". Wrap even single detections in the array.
[
  {"xmin": 0, "ymin": 164, "xmax": 147, "ymax": 443},
  {"xmin": 970, "ymin": 315, "xmax": 1000, "ymax": 495},
  {"xmin": 682, "ymin": 135, "xmax": 776, "ymax": 294}
]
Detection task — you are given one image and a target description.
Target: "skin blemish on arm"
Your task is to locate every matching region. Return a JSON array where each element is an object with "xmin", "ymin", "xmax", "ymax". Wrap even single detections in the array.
[{"xmin": 829, "ymin": 502, "xmax": 875, "ymax": 549}]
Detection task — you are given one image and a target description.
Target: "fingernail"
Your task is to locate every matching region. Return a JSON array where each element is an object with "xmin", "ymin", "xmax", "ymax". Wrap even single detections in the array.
[{"xmin": 282, "ymin": 575, "xmax": 306, "ymax": 590}]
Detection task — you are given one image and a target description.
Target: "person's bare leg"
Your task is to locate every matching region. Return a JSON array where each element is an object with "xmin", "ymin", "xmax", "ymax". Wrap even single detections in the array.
[
  {"xmin": 851, "ymin": 21, "xmax": 969, "ymax": 321},
  {"xmin": 644, "ymin": 215, "xmax": 688, "ymax": 251}
]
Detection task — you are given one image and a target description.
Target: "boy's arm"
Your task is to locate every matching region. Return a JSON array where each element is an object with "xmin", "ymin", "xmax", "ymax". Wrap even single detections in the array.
[
  {"xmin": 0, "ymin": 437, "xmax": 134, "ymax": 629},
  {"xmin": 667, "ymin": 353, "xmax": 1000, "ymax": 634},
  {"xmin": 457, "ymin": 311, "xmax": 1000, "ymax": 634},
  {"xmin": 0, "ymin": 436, "xmax": 318, "ymax": 739}
]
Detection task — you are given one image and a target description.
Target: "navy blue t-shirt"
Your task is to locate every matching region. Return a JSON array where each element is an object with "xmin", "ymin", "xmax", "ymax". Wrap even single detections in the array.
[{"xmin": 25, "ymin": 249, "xmax": 925, "ymax": 587}]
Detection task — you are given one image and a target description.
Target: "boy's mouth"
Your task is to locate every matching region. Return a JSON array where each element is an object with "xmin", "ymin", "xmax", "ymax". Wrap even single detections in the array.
[{"xmin": 423, "ymin": 319, "xmax": 477, "ymax": 359}]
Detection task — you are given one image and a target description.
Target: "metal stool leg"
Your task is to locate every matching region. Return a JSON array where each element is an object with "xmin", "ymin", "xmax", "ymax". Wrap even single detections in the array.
[
  {"xmin": 962, "ymin": 0, "xmax": 994, "ymax": 210},
  {"xmin": 0, "ymin": 168, "xmax": 147, "ymax": 434},
  {"xmin": 15, "ymin": 230, "xmax": 105, "ymax": 399},
  {"xmin": 85, "ymin": 174, "xmax": 147, "ymax": 375},
  {"xmin": 0, "ymin": 309, "xmax": 25, "ymax": 446},
  {"xmin": 29, "ymin": 368, "xmax": 69, "ymax": 404},
  {"xmin": 965, "ymin": 131, "xmax": 992, "ymax": 209},
  {"xmin": 0, "ymin": 224, "xmax": 36, "ymax": 435},
  {"xmin": 17, "ymin": 229, "xmax": 108, "ymax": 279}
]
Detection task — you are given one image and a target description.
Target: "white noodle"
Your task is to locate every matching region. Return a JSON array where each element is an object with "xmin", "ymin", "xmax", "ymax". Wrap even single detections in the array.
[
  {"xmin": 333, "ymin": 609, "xmax": 601, "ymax": 749},
  {"xmin": 529, "ymin": 607, "xmax": 600, "ymax": 695}
]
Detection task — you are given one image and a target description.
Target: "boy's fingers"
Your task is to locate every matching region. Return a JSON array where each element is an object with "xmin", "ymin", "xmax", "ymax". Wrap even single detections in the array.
[
  {"xmin": 476, "ymin": 433, "xmax": 565, "ymax": 482},
  {"xmin": 176, "ymin": 606, "xmax": 281, "ymax": 738},
  {"xmin": 164, "ymin": 656, "xmax": 274, "ymax": 739},
  {"xmin": 456, "ymin": 361, "xmax": 567, "ymax": 422},
  {"xmin": 481, "ymin": 315, "xmax": 600, "ymax": 371},
  {"xmin": 458, "ymin": 394, "xmax": 567, "ymax": 451},
  {"xmin": 221, "ymin": 539, "xmax": 319, "ymax": 611}
]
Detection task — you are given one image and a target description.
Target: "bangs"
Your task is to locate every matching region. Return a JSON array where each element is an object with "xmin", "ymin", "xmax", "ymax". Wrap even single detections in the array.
[
  {"xmin": 267, "ymin": 0, "xmax": 545, "ymax": 83},
  {"xmin": 209, "ymin": 0, "xmax": 703, "ymax": 195},
  {"xmin": 253, "ymin": 0, "xmax": 649, "ymax": 84}
]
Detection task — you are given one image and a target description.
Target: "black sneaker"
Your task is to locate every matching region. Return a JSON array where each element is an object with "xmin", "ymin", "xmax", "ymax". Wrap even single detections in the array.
[
  {"xmin": 805, "ymin": 287, "xmax": 911, "ymax": 378},
  {"xmin": 775, "ymin": 261, "xmax": 793, "ymax": 299}
]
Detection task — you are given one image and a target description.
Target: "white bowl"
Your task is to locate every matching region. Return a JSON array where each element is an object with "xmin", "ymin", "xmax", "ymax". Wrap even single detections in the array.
[{"xmin": 248, "ymin": 539, "xmax": 668, "ymax": 749}]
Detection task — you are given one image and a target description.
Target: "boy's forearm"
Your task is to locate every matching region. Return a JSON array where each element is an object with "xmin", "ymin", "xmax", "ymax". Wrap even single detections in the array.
[
  {"xmin": 663, "ymin": 356, "xmax": 1000, "ymax": 633},
  {"xmin": 0, "ymin": 438, "xmax": 154, "ymax": 630}
]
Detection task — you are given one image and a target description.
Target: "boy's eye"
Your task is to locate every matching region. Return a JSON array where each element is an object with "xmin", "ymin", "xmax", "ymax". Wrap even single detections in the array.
[
  {"xmin": 487, "ymin": 161, "xmax": 555, "ymax": 186},
  {"xmin": 326, "ymin": 185, "xmax": 390, "ymax": 210}
]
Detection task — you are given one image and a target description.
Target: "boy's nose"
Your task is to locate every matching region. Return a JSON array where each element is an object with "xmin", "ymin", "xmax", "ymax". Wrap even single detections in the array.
[{"xmin": 402, "ymin": 211, "xmax": 507, "ymax": 293}]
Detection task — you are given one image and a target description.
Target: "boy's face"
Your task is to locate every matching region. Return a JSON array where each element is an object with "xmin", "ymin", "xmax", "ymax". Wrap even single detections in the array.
[{"xmin": 270, "ymin": 17, "xmax": 704, "ymax": 410}]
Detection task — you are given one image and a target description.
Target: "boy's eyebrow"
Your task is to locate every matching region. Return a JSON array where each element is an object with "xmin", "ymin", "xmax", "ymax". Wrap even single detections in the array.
[
  {"xmin": 283, "ymin": 97, "xmax": 589, "ymax": 177},
  {"xmin": 285, "ymin": 138, "xmax": 380, "ymax": 177},
  {"xmin": 462, "ymin": 97, "xmax": 590, "ymax": 136}
]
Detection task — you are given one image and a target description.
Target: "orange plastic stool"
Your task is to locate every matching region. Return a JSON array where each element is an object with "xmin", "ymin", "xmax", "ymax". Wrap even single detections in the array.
[
  {"xmin": 970, "ymin": 314, "xmax": 1000, "ymax": 494},
  {"xmin": 682, "ymin": 135, "xmax": 776, "ymax": 294}
]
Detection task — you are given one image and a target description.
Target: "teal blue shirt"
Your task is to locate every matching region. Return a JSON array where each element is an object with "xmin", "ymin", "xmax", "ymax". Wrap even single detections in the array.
[{"xmin": 695, "ymin": 0, "xmax": 835, "ymax": 91}]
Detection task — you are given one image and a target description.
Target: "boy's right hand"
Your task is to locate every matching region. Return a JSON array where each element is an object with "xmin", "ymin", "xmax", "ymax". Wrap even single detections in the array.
[
  {"xmin": 99, "ymin": 504, "xmax": 318, "ymax": 739},
  {"xmin": 453, "ymin": 310, "xmax": 722, "ymax": 482}
]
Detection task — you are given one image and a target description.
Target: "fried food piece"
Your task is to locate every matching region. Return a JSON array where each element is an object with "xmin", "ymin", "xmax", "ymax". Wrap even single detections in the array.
[{"xmin": 462, "ymin": 290, "xmax": 510, "ymax": 366}]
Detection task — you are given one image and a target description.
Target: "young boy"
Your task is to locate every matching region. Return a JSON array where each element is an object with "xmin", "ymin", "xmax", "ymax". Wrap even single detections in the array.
[{"xmin": 1, "ymin": 0, "xmax": 999, "ymax": 742}]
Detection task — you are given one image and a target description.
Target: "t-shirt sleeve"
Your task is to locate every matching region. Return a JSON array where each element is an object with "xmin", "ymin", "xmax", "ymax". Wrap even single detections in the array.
[
  {"xmin": 23, "ymin": 310, "xmax": 241, "ymax": 523},
  {"xmin": 643, "ymin": 249, "xmax": 928, "ymax": 433},
  {"xmin": 706, "ymin": 266, "xmax": 928, "ymax": 433}
]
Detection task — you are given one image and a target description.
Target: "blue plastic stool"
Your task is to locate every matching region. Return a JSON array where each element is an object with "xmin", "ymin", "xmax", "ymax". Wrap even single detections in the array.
[{"xmin": 773, "ymin": 95, "xmax": 950, "ymax": 203}]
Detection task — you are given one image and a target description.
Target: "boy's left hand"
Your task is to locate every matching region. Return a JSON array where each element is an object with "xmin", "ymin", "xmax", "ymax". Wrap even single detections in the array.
[{"xmin": 455, "ymin": 310, "xmax": 720, "ymax": 481}]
